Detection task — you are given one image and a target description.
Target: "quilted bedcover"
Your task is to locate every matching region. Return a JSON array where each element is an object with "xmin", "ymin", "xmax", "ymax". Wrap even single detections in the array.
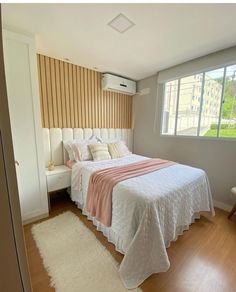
[{"xmin": 70, "ymin": 154, "xmax": 214, "ymax": 289}]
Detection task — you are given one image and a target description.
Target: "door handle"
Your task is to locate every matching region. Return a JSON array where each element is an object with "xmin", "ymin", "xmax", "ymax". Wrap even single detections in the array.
[{"xmin": 15, "ymin": 160, "xmax": 19, "ymax": 166}]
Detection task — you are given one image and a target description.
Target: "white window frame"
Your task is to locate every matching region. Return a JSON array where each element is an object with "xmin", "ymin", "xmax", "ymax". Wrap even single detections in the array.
[{"xmin": 161, "ymin": 63, "xmax": 236, "ymax": 141}]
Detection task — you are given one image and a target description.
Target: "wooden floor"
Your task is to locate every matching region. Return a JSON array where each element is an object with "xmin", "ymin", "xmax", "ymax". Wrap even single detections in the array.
[{"xmin": 24, "ymin": 192, "xmax": 236, "ymax": 292}]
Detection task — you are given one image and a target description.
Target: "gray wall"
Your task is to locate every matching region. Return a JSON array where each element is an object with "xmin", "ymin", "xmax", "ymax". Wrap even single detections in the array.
[{"xmin": 133, "ymin": 74, "xmax": 236, "ymax": 209}]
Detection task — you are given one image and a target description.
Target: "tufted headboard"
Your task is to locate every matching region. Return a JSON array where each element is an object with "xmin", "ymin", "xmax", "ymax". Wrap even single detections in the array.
[{"xmin": 42, "ymin": 128, "xmax": 133, "ymax": 167}]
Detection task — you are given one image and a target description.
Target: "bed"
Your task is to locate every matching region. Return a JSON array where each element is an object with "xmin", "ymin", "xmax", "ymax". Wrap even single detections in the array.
[
  {"xmin": 43, "ymin": 128, "xmax": 214, "ymax": 289},
  {"xmin": 70, "ymin": 154, "xmax": 214, "ymax": 289}
]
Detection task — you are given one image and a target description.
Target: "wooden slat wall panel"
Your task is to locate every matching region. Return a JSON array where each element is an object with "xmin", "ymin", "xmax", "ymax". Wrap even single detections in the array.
[{"xmin": 37, "ymin": 54, "xmax": 133, "ymax": 129}]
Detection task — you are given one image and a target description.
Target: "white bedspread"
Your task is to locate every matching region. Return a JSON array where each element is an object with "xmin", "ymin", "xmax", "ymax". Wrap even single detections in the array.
[{"xmin": 71, "ymin": 154, "xmax": 214, "ymax": 289}]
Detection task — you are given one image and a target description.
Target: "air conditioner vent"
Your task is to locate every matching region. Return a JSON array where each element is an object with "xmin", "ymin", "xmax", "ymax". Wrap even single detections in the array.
[{"xmin": 102, "ymin": 73, "xmax": 136, "ymax": 96}]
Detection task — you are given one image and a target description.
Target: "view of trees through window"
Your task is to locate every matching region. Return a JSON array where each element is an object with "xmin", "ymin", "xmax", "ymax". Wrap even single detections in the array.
[{"xmin": 162, "ymin": 64, "xmax": 236, "ymax": 138}]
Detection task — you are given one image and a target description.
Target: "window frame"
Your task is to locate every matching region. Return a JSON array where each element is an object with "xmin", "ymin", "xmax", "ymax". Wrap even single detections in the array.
[{"xmin": 160, "ymin": 62, "xmax": 236, "ymax": 141}]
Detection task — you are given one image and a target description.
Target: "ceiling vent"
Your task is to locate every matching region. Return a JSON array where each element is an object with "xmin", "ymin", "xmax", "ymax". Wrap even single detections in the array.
[{"xmin": 108, "ymin": 13, "xmax": 135, "ymax": 33}]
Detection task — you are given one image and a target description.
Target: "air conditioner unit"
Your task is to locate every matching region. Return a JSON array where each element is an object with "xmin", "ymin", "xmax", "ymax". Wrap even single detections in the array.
[{"xmin": 102, "ymin": 73, "xmax": 136, "ymax": 96}]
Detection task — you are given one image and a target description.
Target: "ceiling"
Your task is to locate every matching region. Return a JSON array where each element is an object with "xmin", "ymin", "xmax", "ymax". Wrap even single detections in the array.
[{"xmin": 2, "ymin": 3, "xmax": 236, "ymax": 80}]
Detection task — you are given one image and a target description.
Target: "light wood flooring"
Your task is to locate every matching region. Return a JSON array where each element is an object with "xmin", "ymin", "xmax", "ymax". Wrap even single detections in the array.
[{"xmin": 24, "ymin": 191, "xmax": 236, "ymax": 292}]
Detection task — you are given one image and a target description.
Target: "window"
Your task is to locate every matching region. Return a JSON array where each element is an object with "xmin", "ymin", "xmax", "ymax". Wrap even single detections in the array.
[
  {"xmin": 162, "ymin": 79, "xmax": 178, "ymax": 135},
  {"xmin": 177, "ymin": 74, "xmax": 202, "ymax": 136},
  {"xmin": 199, "ymin": 68, "xmax": 224, "ymax": 137},
  {"xmin": 162, "ymin": 64, "xmax": 236, "ymax": 139}
]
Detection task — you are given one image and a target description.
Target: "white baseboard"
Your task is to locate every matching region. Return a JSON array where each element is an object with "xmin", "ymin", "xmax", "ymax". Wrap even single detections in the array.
[{"xmin": 213, "ymin": 200, "xmax": 232, "ymax": 212}]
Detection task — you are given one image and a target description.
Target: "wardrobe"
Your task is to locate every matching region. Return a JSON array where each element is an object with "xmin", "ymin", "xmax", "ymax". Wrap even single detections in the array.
[{"xmin": 3, "ymin": 29, "xmax": 48, "ymax": 223}]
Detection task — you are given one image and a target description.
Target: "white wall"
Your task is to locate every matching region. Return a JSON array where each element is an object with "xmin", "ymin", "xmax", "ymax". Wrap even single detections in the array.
[{"xmin": 133, "ymin": 74, "xmax": 236, "ymax": 210}]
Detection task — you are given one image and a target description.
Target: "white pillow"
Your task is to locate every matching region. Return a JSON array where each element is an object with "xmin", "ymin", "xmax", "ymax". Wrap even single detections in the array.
[
  {"xmin": 89, "ymin": 134, "xmax": 103, "ymax": 143},
  {"xmin": 63, "ymin": 141, "xmax": 75, "ymax": 160},
  {"xmin": 63, "ymin": 137, "xmax": 97, "ymax": 161}
]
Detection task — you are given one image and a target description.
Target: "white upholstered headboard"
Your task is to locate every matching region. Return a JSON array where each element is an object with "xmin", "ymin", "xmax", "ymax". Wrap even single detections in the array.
[{"xmin": 42, "ymin": 128, "xmax": 133, "ymax": 167}]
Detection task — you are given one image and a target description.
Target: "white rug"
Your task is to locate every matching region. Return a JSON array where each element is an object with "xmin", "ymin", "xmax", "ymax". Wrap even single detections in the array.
[{"xmin": 32, "ymin": 211, "xmax": 142, "ymax": 292}]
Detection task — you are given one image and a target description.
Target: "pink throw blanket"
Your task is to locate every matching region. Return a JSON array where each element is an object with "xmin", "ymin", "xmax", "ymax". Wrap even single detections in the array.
[{"xmin": 86, "ymin": 158, "xmax": 176, "ymax": 227}]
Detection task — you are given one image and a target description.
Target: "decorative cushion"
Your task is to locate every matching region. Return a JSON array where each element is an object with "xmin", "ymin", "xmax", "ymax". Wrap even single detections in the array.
[
  {"xmin": 71, "ymin": 141, "xmax": 93, "ymax": 161},
  {"xmin": 108, "ymin": 141, "xmax": 131, "ymax": 159},
  {"xmin": 88, "ymin": 144, "xmax": 111, "ymax": 161},
  {"xmin": 63, "ymin": 138, "xmax": 97, "ymax": 161},
  {"xmin": 108, "ymin": 141, "xmax": 132, "ymax": 159},
  {"xmin": 63, "ymin": 141, "xmax": 75, "ymax": 160}
]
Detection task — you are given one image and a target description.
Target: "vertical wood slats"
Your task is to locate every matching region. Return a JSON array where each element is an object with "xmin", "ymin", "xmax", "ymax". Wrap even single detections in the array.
[{"xmin": 37, "ymin": 54, "xmax": 133, "ymax": 129}]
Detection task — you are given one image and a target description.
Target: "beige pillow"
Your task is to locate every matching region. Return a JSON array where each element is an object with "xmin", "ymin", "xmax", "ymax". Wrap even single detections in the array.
[
  {"xmin": 108, "ymin": 142, "xmax": 131, "ymax": 159},
  {"xmin": 89, "ymin": 143, "xmax": 111, "ymax": 161}
]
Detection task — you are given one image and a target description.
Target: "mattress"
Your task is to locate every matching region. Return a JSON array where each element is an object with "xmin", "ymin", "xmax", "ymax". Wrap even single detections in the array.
[{"xmin": 70, "ymin": 154, "xmax": 214, "ymax": 289}]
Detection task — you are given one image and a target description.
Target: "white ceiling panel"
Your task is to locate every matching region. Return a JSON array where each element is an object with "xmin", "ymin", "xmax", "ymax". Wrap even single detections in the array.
[{"xmin": 2, "ymin": 3, "xmax": 236, "ymax": 80}]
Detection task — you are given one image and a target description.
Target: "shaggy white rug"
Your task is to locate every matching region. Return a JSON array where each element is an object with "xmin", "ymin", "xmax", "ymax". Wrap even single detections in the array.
[{"xmin": 32, "ymin": 211, "xmax": 142, "ymax": 292}]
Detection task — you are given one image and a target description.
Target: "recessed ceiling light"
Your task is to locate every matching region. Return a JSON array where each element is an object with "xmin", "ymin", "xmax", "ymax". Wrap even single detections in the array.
[{"xmin": 108, "ymin": 13, "xmax": 135, "ymax": 34}]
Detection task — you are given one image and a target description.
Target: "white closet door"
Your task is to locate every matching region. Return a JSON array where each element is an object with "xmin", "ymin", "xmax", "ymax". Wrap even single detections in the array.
[{"xmin": 3, "ymin": 30, "xmax": 48, "ymax": 222}]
